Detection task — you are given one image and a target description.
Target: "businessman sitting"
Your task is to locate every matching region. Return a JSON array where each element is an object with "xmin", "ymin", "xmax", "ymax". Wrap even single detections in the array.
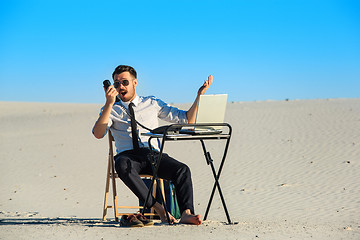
[{"xmin": 93, "ymin": 65, "xmax": 213, "ymax": 225}]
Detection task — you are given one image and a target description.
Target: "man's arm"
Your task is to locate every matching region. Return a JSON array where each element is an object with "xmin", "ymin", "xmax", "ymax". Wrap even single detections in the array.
[
  {"xmin": 93, "ymin": 85, "xmax": 118, "ymax": 139},
  {"xmin": 186, "ymin": 75, "xmax": 213, "ymax": 124}
]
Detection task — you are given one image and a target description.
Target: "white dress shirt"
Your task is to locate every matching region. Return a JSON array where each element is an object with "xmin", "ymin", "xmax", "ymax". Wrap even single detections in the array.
[{"xmin": 95, "ymin": 95, "xmax": 188, "ymax": 154}]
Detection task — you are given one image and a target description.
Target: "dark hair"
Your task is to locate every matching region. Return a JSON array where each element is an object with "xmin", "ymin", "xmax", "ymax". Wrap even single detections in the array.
[{"xmin": 112, "ymin": 65, "xmax": 137, "ymax": 79}]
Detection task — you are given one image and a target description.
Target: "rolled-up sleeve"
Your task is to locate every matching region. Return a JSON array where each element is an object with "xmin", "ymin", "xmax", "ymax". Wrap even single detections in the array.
[
  {"xmin": 92, "ymin": 106, "xmax": 113, "ymax": 138},
  {"xmin": 156, "ymin": 98, "xmax": 187, "ymax": 124}
]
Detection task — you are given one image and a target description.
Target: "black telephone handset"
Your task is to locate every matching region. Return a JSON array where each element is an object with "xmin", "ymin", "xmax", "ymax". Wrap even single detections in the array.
[{"xmin": 103, "ymin": 80, "xmax": 120, "ymax": 102}]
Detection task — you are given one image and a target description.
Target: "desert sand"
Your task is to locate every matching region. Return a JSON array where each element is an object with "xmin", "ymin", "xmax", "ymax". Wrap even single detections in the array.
[{"xmin": 0, "ymin": 98, "xmax": 359, "ymax": 239}]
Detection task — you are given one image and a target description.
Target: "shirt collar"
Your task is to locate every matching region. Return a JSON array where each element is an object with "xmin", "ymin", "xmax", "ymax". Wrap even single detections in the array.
[{"xmin": 121, "ymin": 95, "xmax": 139, "ymax": 109}]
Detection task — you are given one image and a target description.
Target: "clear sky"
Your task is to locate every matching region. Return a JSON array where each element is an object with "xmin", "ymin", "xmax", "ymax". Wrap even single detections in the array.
[{"xmin": 0, "ymin": 0, "xmax": 359, "ymax": 104}]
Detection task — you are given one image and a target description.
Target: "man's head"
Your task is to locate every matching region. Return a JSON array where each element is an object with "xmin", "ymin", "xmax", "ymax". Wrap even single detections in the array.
[
  {"xmin": 112, "ymin": 65, "xmax": 138, "ymax": 102},
  {"xmin": 112, "ymin": 65, "xmax": 137, "ymax": 79}
]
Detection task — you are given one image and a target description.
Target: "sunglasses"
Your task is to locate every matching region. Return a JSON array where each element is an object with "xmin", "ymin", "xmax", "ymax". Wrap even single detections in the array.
[{"xmin": 113, "ymin": 79, "xmax": 130, "ymax": 88}]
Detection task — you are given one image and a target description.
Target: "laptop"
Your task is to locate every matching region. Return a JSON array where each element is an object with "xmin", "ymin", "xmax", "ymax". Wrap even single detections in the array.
[{"xmin": 179, "ymin": 94, "xmax": 228, "ymax": 135}]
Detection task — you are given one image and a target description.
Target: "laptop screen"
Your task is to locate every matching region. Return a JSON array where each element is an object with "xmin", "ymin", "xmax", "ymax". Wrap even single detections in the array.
[{"xmin": 195, "ymin": 94, "xmax": 228, "ymax": 130}]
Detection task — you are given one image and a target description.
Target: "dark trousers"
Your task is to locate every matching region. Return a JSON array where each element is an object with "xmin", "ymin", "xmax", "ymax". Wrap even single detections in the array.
[{"xmin": 114, "ymin": 148, "xmax": 194, "ymax": 215}]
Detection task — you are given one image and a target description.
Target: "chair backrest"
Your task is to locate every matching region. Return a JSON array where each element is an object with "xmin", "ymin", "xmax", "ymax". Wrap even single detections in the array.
[
  {"xmin": 108, "ymin": 132, "xmax": 115, "ymax": 157},
  {"xmin": 108, "ymin": 131, "xmax": 114, "ymax": 142}
]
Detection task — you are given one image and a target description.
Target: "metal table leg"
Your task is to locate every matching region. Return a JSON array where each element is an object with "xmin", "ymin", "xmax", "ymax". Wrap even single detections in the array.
[{"xmin": 200, "ymin": 138, "xmax": 232, "ymax": 224}]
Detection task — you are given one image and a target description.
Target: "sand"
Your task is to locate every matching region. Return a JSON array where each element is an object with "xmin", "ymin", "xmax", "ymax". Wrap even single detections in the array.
[{"xmin": 0, "ymin": 98, "xmax": 359, "ymax": 239}]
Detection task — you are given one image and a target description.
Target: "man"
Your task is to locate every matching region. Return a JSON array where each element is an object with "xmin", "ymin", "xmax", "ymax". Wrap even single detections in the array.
[{"xmin": 93, "ymin": 65, "xmax": 213, "ymax": 225}]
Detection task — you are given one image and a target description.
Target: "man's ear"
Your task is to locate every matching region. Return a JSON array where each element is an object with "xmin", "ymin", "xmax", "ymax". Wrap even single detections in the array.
[{"xmin": 133, "ymin": 78, "xmax": 138, "ymax": 87}]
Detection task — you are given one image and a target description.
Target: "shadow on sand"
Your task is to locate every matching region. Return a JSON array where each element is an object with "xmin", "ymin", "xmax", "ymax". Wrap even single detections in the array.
[{"xmin": 0, "ymin": 217, "xmax": 120, "ymax": 228}]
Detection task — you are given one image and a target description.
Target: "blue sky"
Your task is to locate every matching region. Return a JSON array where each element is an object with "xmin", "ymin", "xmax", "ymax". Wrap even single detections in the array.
[{"xmin": 0, "ymin": 0, "xmax": 359, "ymax": 104}]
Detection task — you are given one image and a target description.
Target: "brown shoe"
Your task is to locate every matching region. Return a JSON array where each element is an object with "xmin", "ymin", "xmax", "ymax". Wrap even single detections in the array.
[
  {"xmin": 135, "ymin": 213, "xmax": 154, "ymax": 226},
  {"xmin": 120, "ymin": 214, "xmax": 144, "ymax": 227}
]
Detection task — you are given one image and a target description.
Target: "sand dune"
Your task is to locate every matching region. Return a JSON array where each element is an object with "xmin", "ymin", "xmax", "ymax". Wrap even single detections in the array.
[{"xmin": 1, "ymin": 99, "xmax": 359, "ymax": 239}]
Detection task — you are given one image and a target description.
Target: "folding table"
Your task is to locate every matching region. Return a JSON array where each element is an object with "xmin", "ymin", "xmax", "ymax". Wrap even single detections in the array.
[{"xmin": 141, "ymin": 123, "xmax": 232, "ymax": 225}]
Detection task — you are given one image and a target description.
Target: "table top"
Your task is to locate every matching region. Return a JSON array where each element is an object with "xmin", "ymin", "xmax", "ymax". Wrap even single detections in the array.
[{"xmin": 142, "ymin": 132, "xmax": 231, "ymax": 141}]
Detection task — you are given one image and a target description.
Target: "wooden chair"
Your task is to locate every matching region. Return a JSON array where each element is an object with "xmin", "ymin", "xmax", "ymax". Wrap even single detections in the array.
[{"xmin": 102, "ymin": 133, "xmax": 165, "ymax": 221}]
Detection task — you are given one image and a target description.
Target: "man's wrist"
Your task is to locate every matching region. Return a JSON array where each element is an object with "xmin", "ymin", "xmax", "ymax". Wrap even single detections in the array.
[{"xmin": 105, "ymin": 99, "xmax": 115, "ymax": 107}]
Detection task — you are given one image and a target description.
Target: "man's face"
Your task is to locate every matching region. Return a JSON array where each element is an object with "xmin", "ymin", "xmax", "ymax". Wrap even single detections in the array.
[{"xmin": 113, "ymin": 71, "xmax": 138, "ymax": 102}]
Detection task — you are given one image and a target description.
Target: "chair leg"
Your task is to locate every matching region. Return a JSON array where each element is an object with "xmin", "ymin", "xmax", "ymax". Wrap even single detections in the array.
[
  {"xmin": 159, "ymin": 179, "xmax": 165, "ymax": 204},
  {"xmin": 110, "ymin": 153, "xmax": 119, "ymax": 221},
  {"xmin": 148, "ymin": 179, "xmax": 157, "ymax": 219},
  {"xmin": 102, "ymin": 156, "xmax": 111, "ymax": 221}
]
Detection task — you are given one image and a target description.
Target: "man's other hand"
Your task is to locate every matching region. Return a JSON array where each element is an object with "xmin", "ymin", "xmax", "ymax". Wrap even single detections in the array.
[{"xmin": 198, "ymin": 75, "xmax": 213, "ymax": 96}]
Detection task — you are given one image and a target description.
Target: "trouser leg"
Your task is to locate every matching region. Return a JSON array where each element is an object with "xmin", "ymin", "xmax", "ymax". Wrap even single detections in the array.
[
  {"xmin": 155, "ymin": 152, "xmax": 195, "ymax": 215},
  {"xmin": 115, "ymin": 149, "xmax": 195, "ymax": 215},
  {"xmin": 114, "ymin": 150, "xmax": 156, "ymax": 208}
]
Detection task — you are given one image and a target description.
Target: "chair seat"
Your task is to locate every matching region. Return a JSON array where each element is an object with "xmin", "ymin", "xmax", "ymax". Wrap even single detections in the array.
[{"xmin": 110, "ymin": 172, "xmax": 153, "ymax": 179}]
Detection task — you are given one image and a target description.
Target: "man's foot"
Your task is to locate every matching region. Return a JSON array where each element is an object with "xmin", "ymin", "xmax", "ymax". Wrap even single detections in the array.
[
  {"xmin": 152, "ymin": 202, "xmax": 178, "ymax": 224},
  {"xmin": 160, "ymin": 212, "xmax": 178, "ymax": 224},
  {"xmin": 179, "ymin": 213, "xmax": 202, "ymax": 225}
]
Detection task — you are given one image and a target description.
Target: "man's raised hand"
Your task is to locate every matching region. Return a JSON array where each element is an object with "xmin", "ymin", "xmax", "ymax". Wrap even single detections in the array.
[{"xmin": 198, "ymin": 75, "xmax": 213, "ymax": 96}]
